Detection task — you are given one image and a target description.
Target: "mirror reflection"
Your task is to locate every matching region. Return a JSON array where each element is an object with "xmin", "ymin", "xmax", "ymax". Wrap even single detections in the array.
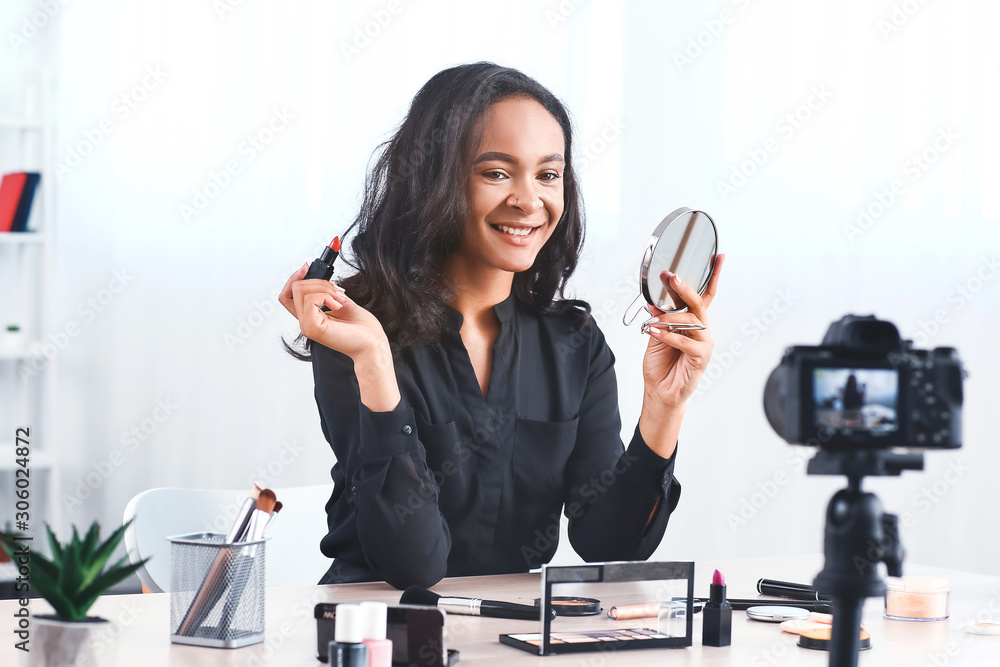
[{"xmin": 643, "ymin": 209, "xmax": 718, "ymax": 312}]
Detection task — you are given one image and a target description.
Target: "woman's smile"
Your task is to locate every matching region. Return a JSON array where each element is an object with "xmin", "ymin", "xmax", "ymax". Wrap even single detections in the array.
[
  {"xmin": 450, "ymin": 96, "xmax": 566, "ymax": 276},
  {"xmin": 488, "ymin": 221, "xmax": 542, "ymax": 245}
]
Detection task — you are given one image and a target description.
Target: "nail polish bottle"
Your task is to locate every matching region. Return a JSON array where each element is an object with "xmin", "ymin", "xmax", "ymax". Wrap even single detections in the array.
[
  {"xmin": 328, "ymin": 603, "xmax": 368, "ymax": 667},
  {"xmin": 703, "ymin": 569, "xmax": 732, "ymax": 647},
  {"xmin": 360, "ymin": 601, "xmax": 393, "ymax": 667}
]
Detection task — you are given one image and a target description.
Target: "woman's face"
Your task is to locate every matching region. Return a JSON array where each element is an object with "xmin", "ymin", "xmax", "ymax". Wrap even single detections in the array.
[{"xmin": 455, "ymin": 96, "xmax": 566, "ymax": 276}]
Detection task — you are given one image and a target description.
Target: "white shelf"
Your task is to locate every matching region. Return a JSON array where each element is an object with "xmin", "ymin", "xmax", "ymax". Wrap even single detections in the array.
[
  {"xmin": 0, "ymin": 341, "xmax": 44, "ymax": 361},
  {"xmin": 0, "ymin": 232, "xmax": 46, "ymax": 244},
  {"xmin": 0, "ymin": 443, "xmax": 54, "ymax": 470},
  {"xmin": 0, "ymin": 118, "xmax": 44, "ymax": 129},
  {"xmin": 2, "ymin": 69, "xmax": 59, "ymax": 531}
]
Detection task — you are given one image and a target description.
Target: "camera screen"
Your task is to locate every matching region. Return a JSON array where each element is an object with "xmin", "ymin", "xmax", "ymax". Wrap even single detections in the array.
[{"xmin": 812, "ymin": 368, "xmax": 898, "ymax": 434}]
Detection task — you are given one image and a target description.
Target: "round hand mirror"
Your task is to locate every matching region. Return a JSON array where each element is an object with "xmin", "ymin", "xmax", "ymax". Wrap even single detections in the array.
[{"xmin": 623, "ymin": 207, "xmax": 719, "ymax": 334}]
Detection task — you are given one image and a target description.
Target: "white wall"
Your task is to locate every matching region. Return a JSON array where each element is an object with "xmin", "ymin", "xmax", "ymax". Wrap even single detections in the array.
[{"xmin": 3, "ymin": 0, "xmax": 997, "ymax": 578}]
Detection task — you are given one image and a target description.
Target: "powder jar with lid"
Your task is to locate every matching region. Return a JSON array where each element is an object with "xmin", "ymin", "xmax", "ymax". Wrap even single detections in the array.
[{"xmin": 884, "ymin": 576, "xmax": 950, "ymax": 621}]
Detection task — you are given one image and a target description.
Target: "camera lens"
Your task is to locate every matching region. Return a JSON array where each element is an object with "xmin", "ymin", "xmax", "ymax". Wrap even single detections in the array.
[{"xmin": 763, "ymin": 367, "xmax": 789, "ymax": 438}]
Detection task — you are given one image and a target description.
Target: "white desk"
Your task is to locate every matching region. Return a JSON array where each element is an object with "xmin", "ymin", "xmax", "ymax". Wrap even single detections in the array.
[{"xmin": 2, "ymin": 555, "xmax": 999, "ymax": 665}]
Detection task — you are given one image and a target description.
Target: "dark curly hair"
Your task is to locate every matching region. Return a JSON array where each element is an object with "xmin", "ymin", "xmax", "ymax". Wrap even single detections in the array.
[{"xmin": 284, "ymin": 61, "xmax": 590, "ymax": 360}]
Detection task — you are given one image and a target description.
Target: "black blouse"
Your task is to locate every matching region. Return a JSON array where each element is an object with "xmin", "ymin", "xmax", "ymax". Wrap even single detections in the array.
[{"xmin": 312, "ymin": 290, "xmax": 682, "ymax": 590}]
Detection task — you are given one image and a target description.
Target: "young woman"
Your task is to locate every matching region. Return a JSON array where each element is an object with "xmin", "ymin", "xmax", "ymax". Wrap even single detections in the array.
[{"xmin": 279, "ymin": 62, "xmax": 724, "ymax": 589}]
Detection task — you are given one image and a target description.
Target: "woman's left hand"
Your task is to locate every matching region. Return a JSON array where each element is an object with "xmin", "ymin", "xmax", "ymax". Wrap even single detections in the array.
[{"xmin": 641, "ymin": 254, "xmax": 725, "ymax": 409}]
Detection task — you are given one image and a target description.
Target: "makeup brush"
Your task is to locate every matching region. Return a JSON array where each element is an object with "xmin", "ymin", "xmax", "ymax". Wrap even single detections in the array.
[
  {"xmin": 263, "ymin": 501, "xmax": 282, "ymax": 535},
  {"xmin": 400, "ymin": 586, "xmax": 556, "ymax": 621},
  {"xmin": 230, "ymin": 482, "xmax": 262, "ymax": 543},
  {"xmin": 246, "ymin": 489, "xmax": 277, "ymax": 542},
  {"xmin": 177, "ymin": 483, "xmax": 263, "ymax": 636},
  {"xmin": 219, "ymin": 493, "xmax": 277, "ymax": 635}
]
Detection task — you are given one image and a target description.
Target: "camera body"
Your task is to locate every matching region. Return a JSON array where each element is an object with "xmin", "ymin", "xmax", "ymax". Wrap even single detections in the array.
[{"xmin": 764, "ymin": 315, "xmax": 963, "ymax": 449}]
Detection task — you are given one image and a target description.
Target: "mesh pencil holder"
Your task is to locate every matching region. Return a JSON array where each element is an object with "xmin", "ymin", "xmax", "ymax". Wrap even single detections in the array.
[{"xmin": 168, "ymin": 532, "xmax": 266, "ymax": 648}]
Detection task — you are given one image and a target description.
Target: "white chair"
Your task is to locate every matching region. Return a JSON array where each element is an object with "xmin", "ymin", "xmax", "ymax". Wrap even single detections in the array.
[{"xmin": 123, "ymin": 485, "xmax": 332, "ymax": 593}]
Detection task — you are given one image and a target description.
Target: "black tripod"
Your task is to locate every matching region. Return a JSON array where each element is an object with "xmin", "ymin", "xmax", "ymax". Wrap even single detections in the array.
[{"xmin": 807, "ymin": 449, "xmax": 924, "ymax": 667}]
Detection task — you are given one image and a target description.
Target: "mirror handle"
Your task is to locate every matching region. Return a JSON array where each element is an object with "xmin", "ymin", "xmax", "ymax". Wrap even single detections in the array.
[{"xmin": 622, "ymin": 293, "xmax": 647, "ymax": 326}]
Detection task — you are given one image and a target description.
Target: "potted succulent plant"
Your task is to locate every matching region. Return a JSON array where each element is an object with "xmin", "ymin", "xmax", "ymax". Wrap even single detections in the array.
[
  {"xmin": 0, "ymin": 520, "xmax": 149, "ymax": 667},
  {"xmin": 1, "ymin": 324, "xmax": 26, "ymax": 354}
]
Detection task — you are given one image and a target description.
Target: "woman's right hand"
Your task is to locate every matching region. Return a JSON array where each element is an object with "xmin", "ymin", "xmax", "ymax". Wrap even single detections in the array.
[{"xmin": 279, "ymin": 263, "xmax": 389, "ymax": 361}]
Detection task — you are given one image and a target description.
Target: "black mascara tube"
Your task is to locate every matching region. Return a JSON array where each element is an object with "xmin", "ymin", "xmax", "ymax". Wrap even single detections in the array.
[{"xmin": 756, "ymin": 578, "xmax": 832, "ymax": 602}]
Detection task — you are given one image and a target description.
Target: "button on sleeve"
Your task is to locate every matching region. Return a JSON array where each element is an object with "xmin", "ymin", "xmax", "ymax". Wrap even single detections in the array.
[{"xmin": 359, "ymin": 403, "xmax": 420, "ymax": 457}]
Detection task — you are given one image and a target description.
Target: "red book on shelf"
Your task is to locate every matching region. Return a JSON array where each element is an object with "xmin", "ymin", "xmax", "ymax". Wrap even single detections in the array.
[{"xmin": 0, "ymin": 172, "xmax": 28, "ymax": 233}]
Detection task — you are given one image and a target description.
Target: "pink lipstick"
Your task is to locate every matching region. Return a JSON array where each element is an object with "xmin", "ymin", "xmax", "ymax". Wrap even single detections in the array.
[{"xmin": 703, "ymin": 569, "xmax": 732, "ymax": 647}]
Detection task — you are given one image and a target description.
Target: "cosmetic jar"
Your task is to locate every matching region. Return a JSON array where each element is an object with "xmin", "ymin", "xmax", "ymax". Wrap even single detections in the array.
[
  {"xmin": 884, "ymin": 576, "xmax": 949, "ymax": 621},
  {"xmin": 657, "ymin": 600, "xmax": 687, "ymax": 638}
]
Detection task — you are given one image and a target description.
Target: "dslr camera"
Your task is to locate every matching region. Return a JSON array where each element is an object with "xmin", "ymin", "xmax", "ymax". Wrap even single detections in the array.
[{"xmin": 764, "ymin": 314, "xmax": 963, "ymax": 449}]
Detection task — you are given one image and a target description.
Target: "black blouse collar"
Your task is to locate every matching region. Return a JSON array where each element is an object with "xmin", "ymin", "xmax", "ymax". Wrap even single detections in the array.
[{"xmin": 442, "ymin": 289, "xmax": 517, "ymax": 331}]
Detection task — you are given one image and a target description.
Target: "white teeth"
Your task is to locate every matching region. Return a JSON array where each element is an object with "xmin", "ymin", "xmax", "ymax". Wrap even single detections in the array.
[{"xmin": 496, "ymin": 225, "xmax": 532, "ymax": 237}]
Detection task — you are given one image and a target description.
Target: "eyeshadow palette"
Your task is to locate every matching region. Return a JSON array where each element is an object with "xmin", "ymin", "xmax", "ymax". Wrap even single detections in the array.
[
  {"xmin": 500, "ymin": 561, "xmax": 694, "ymax": 656},
  {"xmin": 502, "ymin": 627, "xmax": 675, "ymax": 651}
]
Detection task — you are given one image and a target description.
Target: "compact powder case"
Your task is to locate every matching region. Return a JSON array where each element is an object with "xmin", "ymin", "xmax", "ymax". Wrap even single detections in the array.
[
  {"xmin": 533, "ymin": 597, "xmax": 603, "ymax": 616},
  {"xmin": 745, "ymin": 606, "xmax": 811, "ymax": 622},
  {"xmin": 798, "ymin": 626, "xmax": 872, "ymax": 652}
]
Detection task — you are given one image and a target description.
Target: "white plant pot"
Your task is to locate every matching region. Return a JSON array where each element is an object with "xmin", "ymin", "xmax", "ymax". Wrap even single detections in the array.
[
  {"xmin": 1, "ymin": 329, "xmax": 26, "ymax": 354},
  {"xmin": 26, "ymin": 615, "xmax": 118, "ymax": 667}
]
